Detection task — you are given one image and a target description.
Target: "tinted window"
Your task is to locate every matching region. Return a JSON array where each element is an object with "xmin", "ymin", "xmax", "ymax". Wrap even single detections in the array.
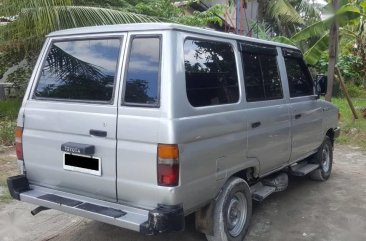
[
  {"xmin": 261, "ymin": 55, "xmax": 283, "ymax": 100},
  {"xmin": 242, "ymin": 53, "xmax": 264, "ymax": 101},
  {"xmin": 285, "ymin": 57, "xmax": 314, "ymax": 97},
  {"xmin": 242, "ymin": 52, "xmax": 282, "ymax": 102},
  {"xmin": 124, "ymin": 37, "xmax": 160, "ymax": 106},
  {"xmin": 184, "ymin": 39, "xmax": 239, "ymax": 107},
  {"xmin": 35, "ymin": 39, "xmax": 121, "ymax": 102}
]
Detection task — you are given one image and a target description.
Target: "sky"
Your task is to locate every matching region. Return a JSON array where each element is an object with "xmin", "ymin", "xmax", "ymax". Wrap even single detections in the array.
[{"xmin": 314, "ymin": 0, "xmax": 327, "ymax": 5}]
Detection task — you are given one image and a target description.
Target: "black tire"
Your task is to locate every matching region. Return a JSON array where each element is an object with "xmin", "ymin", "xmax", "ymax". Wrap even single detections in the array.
[
  {"xmin": 310, "ymin": 136, "xmax": 333, "ymax": 181},
  {"xmin": 206, "ymin": 177, "xmax": 252, "ymax": 241}
]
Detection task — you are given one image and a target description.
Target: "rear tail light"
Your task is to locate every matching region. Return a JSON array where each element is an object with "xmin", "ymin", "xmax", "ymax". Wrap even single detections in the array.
[
  {"xmin": 15, "ymin": 127, "xmax": 23, "ymax": 160},
  {"xmin": 157, "ymin": 144, "xmax": 179, "ymax": 187}
]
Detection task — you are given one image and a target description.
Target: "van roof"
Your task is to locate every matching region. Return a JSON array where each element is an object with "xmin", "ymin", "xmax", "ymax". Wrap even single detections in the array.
[{"xmin": 47, "ymin": 22, "xmax": 298, "ymax": 50}]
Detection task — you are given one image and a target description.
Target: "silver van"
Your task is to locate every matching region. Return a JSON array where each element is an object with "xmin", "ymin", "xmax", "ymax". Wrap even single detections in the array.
[{"xmin": 8, "ymin": 23, "xmax": 340, "ymax": 241}]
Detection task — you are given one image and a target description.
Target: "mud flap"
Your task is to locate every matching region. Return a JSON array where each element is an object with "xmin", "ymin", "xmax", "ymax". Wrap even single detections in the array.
[{"xmin": 140, "ymin": 204, "xmax": 184, "ymax": 235}]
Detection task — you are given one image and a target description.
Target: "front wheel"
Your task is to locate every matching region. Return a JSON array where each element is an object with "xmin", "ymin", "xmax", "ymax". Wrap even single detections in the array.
[
  {"xmin": 310, "ymin": 136, "xmax": 333, "ymax": 181},
  {"xmin": 206, "ymin": 177, "xmax": 252, "ymax": 241}
]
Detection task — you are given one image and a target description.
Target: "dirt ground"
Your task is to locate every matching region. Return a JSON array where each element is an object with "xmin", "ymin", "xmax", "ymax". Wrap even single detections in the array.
[{"xmin": 0, "ymin": 145, "xmax": 365, "ymax": 241}]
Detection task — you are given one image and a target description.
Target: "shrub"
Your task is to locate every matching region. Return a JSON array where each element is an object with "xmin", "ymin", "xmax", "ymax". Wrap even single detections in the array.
[
  {"xmin": 0, "ymin": 99, "xmax": 21, "ymax": 146},
  {"xmin": 0, "ymin": 119, "xmax": 16, "ymax": 146},
  {"xmin": 346, "ymin": 84, "xmax": 366, "ymax": 98}
]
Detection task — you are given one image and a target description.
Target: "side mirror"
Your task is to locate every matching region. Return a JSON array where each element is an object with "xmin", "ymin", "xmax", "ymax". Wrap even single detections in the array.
[{"xmin": 315, "ymin": 74, "xmax": 327, "ymax": 96}]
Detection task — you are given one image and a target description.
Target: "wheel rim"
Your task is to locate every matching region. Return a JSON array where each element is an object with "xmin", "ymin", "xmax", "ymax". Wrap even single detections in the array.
[
  {"xmin": 321, "ymin": 144, "xmax": 331, "ymax": 173},
  {"xmin": 226, "ymin": 192, "xmax": 247, "ymax": 237}
]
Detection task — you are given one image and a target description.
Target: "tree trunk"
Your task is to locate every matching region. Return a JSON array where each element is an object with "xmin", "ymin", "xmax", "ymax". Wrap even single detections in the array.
[
  {"xmin": 256, "ymin": 0, "xmax": 267, "ymax": 22},
  {"xmin": 325, "ymin": 0, "xmax": 340, "ymax": 102}
]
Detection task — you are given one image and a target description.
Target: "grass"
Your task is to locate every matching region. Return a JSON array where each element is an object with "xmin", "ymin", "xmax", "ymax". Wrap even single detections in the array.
[
  {"xmin": 332, "ymin": 98, "xmax": 366, "ymax": 150},
  {"xmin": 0, "ymin": 150, "xmax": 17, "ymax": 204},
  {"xmin": 0, "ymin": 99, "xmax": 21, "ymax": 120},
  {"xmin": 0, "ymin": 99, "xmax": 21, "ymax": 147},
  {"xmin": 0, "ymin": 99, "xmax": 21, "ymax": 203}
]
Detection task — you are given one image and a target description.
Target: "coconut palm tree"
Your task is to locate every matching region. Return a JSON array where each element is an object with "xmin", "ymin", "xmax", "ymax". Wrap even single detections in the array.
[
  {"xmin": 0, "ymin": 0, "xmax": 226, "ymax": 52},
  {"xmin": 0, "ymin": 0, "xmax": 161, "ymax": 52},
  {"xmin": 256, "ymin": 0, "xmax": 322, "ymax": 37}
]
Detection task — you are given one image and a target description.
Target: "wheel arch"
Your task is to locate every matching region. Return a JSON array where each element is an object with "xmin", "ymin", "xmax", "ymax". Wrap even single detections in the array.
[
  {"xmin": 232, "ymin": 167, "xmax": 258, "ymax": 185},
  {"xmin": 195, "ymin": 165, "xmax": 257, "ymax": 235}
]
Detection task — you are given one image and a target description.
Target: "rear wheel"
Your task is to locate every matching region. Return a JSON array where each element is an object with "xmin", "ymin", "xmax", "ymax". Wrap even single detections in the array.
[
  {"xmin": 206, "ymin": 177, "xmax": 252, "ymax": 241},
  {"xmin": 310, "ymin": 136, "xmax": 333, "ymax": 181}
]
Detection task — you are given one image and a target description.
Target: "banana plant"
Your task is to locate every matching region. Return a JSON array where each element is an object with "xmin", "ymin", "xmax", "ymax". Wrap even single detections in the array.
[{"xmin": 291, "ymin": 3, "xmax": 362, "ymax": 65}]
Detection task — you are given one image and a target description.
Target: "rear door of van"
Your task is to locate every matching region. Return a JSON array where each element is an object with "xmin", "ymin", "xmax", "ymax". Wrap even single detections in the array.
[
  {"xmin": 22, "ymin": 34, "xmax": 126, "ymax": 202},
  {"xmin": 116, "ymin": 33, "xmax": 163, "ymax": 208}
]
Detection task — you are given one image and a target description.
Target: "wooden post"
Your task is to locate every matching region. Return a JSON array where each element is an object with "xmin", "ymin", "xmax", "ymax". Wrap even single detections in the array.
[
  {"xmin": 325, "ymin": 0, "xmax": 340, "ymax": 102},
  {"xmin": 335, "ymin": 66, "xmax": 359, "ymax": 119}
]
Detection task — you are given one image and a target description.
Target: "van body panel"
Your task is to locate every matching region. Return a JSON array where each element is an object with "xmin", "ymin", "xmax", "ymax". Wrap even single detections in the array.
[
  {"xmin": 320, "ymin": 100, "xmax": 339, "ymax": 135},
  {"xmin": 245, "ymin": 101, "xmax": 291, "ymax": 174},
  {"xmin": 289, "ymin": 97, "xmax": 324, "ymax": 162},
  {"xmin": 23, "ymin": 101, "xmax": 119, "ymax": 201},
  {"xmin": 174, "ymin": 111, "xmax": 248, "ymax": 211}
]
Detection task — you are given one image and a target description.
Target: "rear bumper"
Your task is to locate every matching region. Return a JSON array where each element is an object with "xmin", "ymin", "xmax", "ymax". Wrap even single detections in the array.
[
  {"xmin": 7, "ymin": 175, "xmax": 184, "ymax": 235},
  {"xmin": 334, "ymin": 127, "xmax": 341, "ymax": 138}
]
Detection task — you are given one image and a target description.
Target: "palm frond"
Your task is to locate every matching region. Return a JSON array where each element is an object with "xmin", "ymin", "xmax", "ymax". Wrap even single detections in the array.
[
  {"xmin": 296, "ymin": 0, "xmax": 322, "ymax": 20},
  {"xmin": 46, "ymin": 44, "xmax": 105, "ymax": 81},
  {"xmin": 0, "ymin": 0, "xmax": 72, "ymax": 16},
  {"xmin": 0, "ymin": 6, "xmax": 162, "ymax": 50},
  {"xmin": 268, "ymin": 0, "xmax": 304, "ymax": 25}
]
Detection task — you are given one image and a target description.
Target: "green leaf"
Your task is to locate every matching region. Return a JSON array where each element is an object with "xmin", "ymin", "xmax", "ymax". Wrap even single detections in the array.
[
  {"xmin": 272, "ymin": 36, "xmax": 296, "ymax": 46},
  {"xmin": 304, "ymin": 33, "xmax": 329, "ymax": 65},
  {"xmin": 291, "ymin": 20, "xmax": 330, "ymax": 42},
  {"xmin": 291, "ymin": 5, "xmax": 361, "ymax": 43},
  {"xmin": 0, "ymin": 6, "xmax": 162, "ymax": 50},
  {"xmin": 361, "ymin": 2, "xmax": 366, "ymax": 12},
  {"xmin": 336, "ymin": 5, "xmax": 361, "ymax": 25},
  {"xmin": 268, "ymin": 0, "xmax": 305, "ymax": 25}
]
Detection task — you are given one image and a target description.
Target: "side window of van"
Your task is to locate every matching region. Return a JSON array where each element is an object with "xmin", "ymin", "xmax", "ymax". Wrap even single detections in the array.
[
  {"xmin": 241, "ymin": 44, "xmax": 283, "ymax": 102},
  {"xmin": 34, "ymin": 38, "xmax": 121, "ymax": 102},
  {"xmin": 184, "ymin": 39, "xmax": 239, "ymax": 107},
  {"xmin": 284, "ymin": 57, "xmax": 314, "ymax": 97},
  {"xmin": 124, "ymin": 36, "xmax": 161, "ymax": 106}
]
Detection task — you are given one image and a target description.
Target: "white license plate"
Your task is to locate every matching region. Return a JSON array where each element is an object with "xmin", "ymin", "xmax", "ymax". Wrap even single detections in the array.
[{"xmin": 63, "ymin": 153, "xmax": 101, "ymax": 176}]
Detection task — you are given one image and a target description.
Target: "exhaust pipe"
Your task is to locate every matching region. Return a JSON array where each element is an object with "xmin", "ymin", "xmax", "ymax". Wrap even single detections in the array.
[{"xmin": 31, "ymin": 206, "xmax": 50, "ymax": 216}]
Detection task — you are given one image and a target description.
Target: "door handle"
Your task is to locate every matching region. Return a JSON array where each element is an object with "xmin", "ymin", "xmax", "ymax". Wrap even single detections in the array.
[
  {"xmin": 90, "ymin": 129, "xmax": 107, "ymax": 137},
  {"xmin": 295, "ymin": 114, "xmax": 302, "ymax": 119},
  {"xmin": 251, "ymin": 122, "xmax": 261, "ymax": 129}
]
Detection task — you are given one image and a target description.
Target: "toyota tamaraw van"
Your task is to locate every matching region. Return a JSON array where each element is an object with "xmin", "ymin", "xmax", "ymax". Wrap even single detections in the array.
[{"xmin": 8, "ymin": 23, "xmax": 339, "ymax": 241}]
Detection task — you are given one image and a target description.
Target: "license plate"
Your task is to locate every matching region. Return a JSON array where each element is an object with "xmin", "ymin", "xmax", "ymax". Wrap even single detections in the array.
[{"xmin": 63, "ymin": 153, "xmax": 101, "ymax": 176}]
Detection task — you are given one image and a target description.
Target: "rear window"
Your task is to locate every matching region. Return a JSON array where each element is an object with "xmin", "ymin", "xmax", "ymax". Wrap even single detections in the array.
[
  {"xmin": 184, "ymin": 39, "xmax": 239, "ymax": 107},
  {"xmin": 34, "ymin": 38, "xmax": 121, "ymax": 102},
  {"xmin": 123, "ymin": 36, "xmax": 161, "ymax": 106}
]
